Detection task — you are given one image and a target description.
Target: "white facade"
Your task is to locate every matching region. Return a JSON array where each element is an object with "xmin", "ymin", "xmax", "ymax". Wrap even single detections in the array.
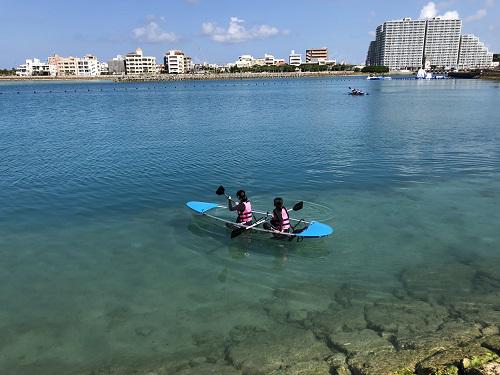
[
  {"xmin": 125, "ymin": 48, "xmax": 157, "ymax": 75},
  {"xmin": 371, "ymin": 18, "xmax": 427, "ymax": 70},
  {"xmin": 16, "ymin": 58, "xmax": 56, "ymax": 76},
  {"xmin": 458, "ymin": 34, "xmax": 493, "ymax": 69},
  {"xmin": 99, "ymin": 62, "xmax": 109, "ymax": 75},
  {"xmin": 264, "ymin": 54, "xmax": 275, "ymax": 66},
  {"xmin": 235, "ymin": 55, "xmax": 255, "ymax": 68},
  {"xmin": 77, "ymin": 54, "xmax": 100, "ymax": 76},
  {"xmin": 289, "ymin": 50, "xmax": 302, "ymax": 66},
  {"xmin": 366, "ymin": 17, "xmax": 491, "ymax": 70},
  {"xmin": 424, "ymin": 18, "xmax": 461, "ymax": 69},
  {"xmin": 165, "ymin": 50, "xmax": 185, "ymax": 74}
]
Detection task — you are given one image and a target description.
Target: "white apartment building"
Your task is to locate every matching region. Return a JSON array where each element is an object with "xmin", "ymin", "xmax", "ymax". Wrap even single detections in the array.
[
  {"xmin": 77, "ymin": 54, "xmax": 100, "ymax": 76},
  {"xmin": 124, "ymin": 48, "xmax": 157, "ymax": 75},
  {"xmin": 366, "ymin": 17, "xmax": 492, "ymax": 70},
  {"xmin": 16, "ymin": 58, "xmax": 56, "ymax": 76},
  {"xmin": 289, "ymin": 50, "xmax": 302, "ymax": 66},
  {"xmin": 264, "ymin": 54, "xmax": 275, "ymax": 66},
  {"xmin": 164, "ymin": 50, "xmax": 188, "ymax": 74},
  {"xmin": 424, "ymin": 18, "xmax": 461, "ymax": 69},
  {"xmin": 458, "ymin": 34, "xmax": 493, "ymax": 69},
  {"xmin": 371, "ymin": 18, "xmax": 427, "ymax": 70},
  {"xmin": 235, "ymin": 55, "xmax": 255, "ymax": 68},
  {"xmin": 99, "ymin": 62, "xmax": 109, "ymax": 75}
]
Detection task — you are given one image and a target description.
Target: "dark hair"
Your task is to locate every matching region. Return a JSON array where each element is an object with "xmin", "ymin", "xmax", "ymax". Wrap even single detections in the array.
[
  {"xmin": 273, "ymin": 197, "xmax": 283, "ymax": 208},
  {"xmin": 236, "ymin": 190, "xmax": 247, "ymax": 201}
]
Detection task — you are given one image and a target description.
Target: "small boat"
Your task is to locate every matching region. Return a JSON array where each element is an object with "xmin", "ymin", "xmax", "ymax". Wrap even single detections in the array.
[
  {"xmin": 348, "ymin": 87, "xmax": 367, "ymax": 96},
  {"xmin": 186, "ymin": 201, "xmax": 334, "ymax": 240},
  {"xmin": 366, "ymin": 76, "xmax": 392, "ymax": 80}
]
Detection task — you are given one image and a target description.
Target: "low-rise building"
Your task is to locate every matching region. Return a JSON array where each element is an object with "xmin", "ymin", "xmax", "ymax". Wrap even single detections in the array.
[
  {"xmin": 306, "ymin": 48, "xmax": 328, "ymax": 63},
  {"xmin": 124, "ymin": 48, "xmax": 157, "ymax": 75},
  {"xmin": 16, "ymin": 58, "xmax": 56, "ymax": 76},
  {"xmin": 289, "ymin": 50, "xmax": 302, "ymax": 66},
  {"xmin": 48, "ymin": 54, "xmax": 80, "ymax": 76},
  {"xmin": 164, "ymin": 50, "xmax": 192, "ymax": 74},
  {"xmin": 77, "ymin": 54, "xmax": 100, "ymax": 76},
  {"xmin": 108, "ymin": 55, "xmax": 125, "ymax": 75},
  {"xmin": 264, "ymin": 54, "xmax": 275, "ymax": 66},
  {"xmin": 235, "ymin": 55, "xmax": 255, "ymax": 68}
]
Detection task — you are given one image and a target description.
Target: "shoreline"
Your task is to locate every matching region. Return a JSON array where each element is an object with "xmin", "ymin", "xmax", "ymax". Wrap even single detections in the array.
[{"xmin": 0, "ymin": 71, "xmax": 366, "ymax": 83}]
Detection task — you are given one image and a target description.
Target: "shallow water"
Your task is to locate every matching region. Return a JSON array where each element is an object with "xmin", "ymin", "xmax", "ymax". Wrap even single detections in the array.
[{"xmin": 0, "ymin": 78, "xmax": 499, "ymax": 374}]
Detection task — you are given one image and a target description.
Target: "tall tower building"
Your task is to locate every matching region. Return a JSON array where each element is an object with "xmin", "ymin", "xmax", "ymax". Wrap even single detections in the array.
[
  {"xmin": 424, "ymin": 18, "xmax": 461, "ymax": 69},
  {"xmin": 366, "ymin": 16, "xmax": 492, "ymax": 70}
]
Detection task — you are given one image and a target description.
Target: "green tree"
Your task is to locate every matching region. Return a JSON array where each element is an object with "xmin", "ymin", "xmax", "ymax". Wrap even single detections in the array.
[{"xmin": 361, "ymin": 65, "xmax": 389, "ymax": 73}]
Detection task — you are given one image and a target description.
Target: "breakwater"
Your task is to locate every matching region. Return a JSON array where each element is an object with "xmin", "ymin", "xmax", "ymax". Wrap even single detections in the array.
[{"xmin": 0, "ymin": 71, "xmax": 362, "ymax": 83}]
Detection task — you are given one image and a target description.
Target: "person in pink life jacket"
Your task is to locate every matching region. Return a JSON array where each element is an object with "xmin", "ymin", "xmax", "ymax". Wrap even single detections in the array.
[
  {"xmin": 264, "ymin": 197, "xmax": 291, "ymax": 232},
  {"xmin": 228, "ymin": 190, "xmax": 253, "ymax": 225}
]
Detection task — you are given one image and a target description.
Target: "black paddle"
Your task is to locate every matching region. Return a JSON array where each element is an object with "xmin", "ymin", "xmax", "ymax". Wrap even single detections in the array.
[
  {"xmin": 216, "ymin": 185, "xmax": 234, "ymax": 201},
  {"xmin": 230, "ymin": 201, "xmax": 304, "ymax": 239}
]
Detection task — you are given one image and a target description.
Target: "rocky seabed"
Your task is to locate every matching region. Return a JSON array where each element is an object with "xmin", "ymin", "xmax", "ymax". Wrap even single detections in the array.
[{"xmin": 82, "ymin": 258, "xmax": 500, "ymax": 375}]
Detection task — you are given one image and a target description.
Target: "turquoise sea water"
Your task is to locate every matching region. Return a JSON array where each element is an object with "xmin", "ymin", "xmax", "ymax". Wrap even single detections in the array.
[{"xmin": 0, "ymin": 78, "xmax": 499, "ymax": 374}]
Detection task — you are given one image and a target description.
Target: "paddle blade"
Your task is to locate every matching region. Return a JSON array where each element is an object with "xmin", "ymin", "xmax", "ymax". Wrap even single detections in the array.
[
  {"xmin": 216, "ymin": 185, "xmax": 225, "ymax": 196},
  {"xmin": 230, "ymin": 227, "xmax": 245, "ymax": 239},
  {"xmin": 292, "ymin": 201, "xmax": 303, "ymax": 211}
]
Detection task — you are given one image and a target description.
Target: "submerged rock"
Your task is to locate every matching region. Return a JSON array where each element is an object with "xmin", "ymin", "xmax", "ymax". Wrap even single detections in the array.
[
  {"xmin": 328, "ymin": 329, "xmax": 394, "ymax": 356},
  {"xmin": 400, "ymin": 263, "xmax": 476, "ymax": 304},
  {"xmin": 364, "ymin": 298, "xmax": 448, "ymax": 336},
  {"xmin": 306, "ymin": 306, "xmax": 366, "ymax": 338},
  {"xmin": 225, "ymin": 325, "xmax": 331, "ymax": 374},
  {"xmin": 416, "ymin": 341, "xmax": 498, "ymax": 375}
]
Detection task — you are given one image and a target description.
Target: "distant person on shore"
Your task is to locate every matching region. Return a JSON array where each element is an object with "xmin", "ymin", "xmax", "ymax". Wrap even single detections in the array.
[
  {"xmin": 264, "ymin": 197, "xmax": 291, "ymax": 233},
  {"xmin": 228, "ymin": 190, "xmax": 253, "ymax": 225}
]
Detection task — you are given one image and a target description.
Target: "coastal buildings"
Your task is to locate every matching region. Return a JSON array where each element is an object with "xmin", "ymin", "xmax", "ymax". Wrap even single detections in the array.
[
  {"xmin": 366, "ymin": 17, "xmax": 493, "ymax": 70},
  {"xmin": 306, "ymin": 48, "xmax": 328, "ymax": 64},
  {"xmin": 124, "ymin": 48, "xmax": 157, "ymax": 75},
  {"xmin": 289, "ymin": 50, "xmax": 302, "ymax": 66},
  {"xmin": 48, "ymin": 55, "xmax": 79, "ymax": 76},
  {"xmin": 458, "ymin": 34, "xmax": 494, "ymax": 69},
  {"xmin": 424, "ymin": 18, "xmax": 461, "ymax": 69},
  {"xmin": 235, "ymin": 55, "xmax": 255, "ymax": 68},
  {"xmin": 46, "ymin": 54, "xmax": 101, "ymax": 76},
  {"xmin": 108, "ymin": 55, "xmax": 125, "ymax": 75},
  {"xmin": 164, "ymin": 50, "xmax": 192, "ymax": 74},
  {"xmin": 77, "ymin": 55, "xmax": 99, "ymax": 76},
  {"xmin": 16, "ymin": 58, "xmax": 56, "ymax": 76}
]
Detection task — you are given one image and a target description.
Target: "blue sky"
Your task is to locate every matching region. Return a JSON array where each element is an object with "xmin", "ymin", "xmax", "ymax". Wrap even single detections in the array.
[{"xmin": 1, "ymin": 0, "xmax": 498, "ymax": 68}]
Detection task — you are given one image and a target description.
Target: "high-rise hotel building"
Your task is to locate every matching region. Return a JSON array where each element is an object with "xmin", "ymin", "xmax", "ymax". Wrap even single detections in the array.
[
  {"xmin": 366, "ymin": 17, "xmax": 492, "ymax": 70},
  {"xmin": 458, "ymin": 34, "xmax": 493, "ymax": 70}
]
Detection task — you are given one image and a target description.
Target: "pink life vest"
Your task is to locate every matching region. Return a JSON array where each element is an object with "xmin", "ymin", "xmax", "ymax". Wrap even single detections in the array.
[
  {"xmin": 237, "ymin": 201, "xmax": 253, "ymax": 224},
  {"xmin": 274, "ymin": 207, "xmax": 290, "ymax": 231}
]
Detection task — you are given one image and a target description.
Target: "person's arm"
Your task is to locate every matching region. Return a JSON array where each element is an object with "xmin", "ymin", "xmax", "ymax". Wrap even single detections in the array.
[{"xmin": 228, "ymin": 199, "xmax": 244, "ymax": 212}]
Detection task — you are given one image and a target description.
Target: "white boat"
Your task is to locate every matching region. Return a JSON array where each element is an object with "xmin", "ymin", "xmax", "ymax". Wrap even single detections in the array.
[{"xmin": 367, "ymin": 76, "xmax": 392, "ymax": 80}]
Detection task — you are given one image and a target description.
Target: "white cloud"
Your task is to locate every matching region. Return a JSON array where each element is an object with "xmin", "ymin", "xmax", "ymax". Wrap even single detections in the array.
[
  {"xmin": 202, "ymin": 17, "xmax": 281, "ymax": 43},
  {"xmin": 368, "ymin": 31, "xmax": 376, "ymax": 37},
  {"xmin": 485, "ymin": 0, "xmax": 495, "ymax": 7},
  {"xmin": 420, "ymin": 2, "xmax": 438, "ymax": 18},
  {"xmin": 419, "ymin": 1, "xmax": 459, "ymax": 19},
  {"xmin": 133, "ymin": 19, "xmax": 177, "ymax": 43},
  {"xmin": 440, "ymin": 10, "xmax": 460, "ymax": 19},
  {"xmin": 465, "ymin": 9, "xmax": 487, "ymax": 22}
]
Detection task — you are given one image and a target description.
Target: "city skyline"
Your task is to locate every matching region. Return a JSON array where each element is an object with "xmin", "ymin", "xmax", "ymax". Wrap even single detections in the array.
[{"xmin": 1, "ymin": 0, "xmax": 499, "ymax": 68}]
